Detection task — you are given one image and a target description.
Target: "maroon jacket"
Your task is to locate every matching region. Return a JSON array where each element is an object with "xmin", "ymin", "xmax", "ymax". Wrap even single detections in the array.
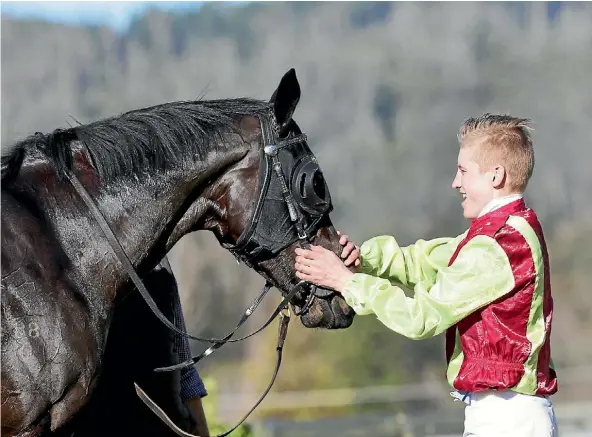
[{"xmin": 445, "ymin": 199, "xmax": 557, "ymax": 395}]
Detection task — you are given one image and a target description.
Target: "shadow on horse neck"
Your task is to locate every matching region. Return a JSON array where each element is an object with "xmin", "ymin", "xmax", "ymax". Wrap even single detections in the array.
[{"xmin": 0, "ymin": 69, "xmax": 354, "ymax": 436}]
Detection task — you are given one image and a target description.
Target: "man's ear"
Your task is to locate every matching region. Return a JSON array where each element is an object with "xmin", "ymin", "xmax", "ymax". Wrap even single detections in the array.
[{"xmin": 492, "ymin": 165, "xmax": 507, "ymax": 188}]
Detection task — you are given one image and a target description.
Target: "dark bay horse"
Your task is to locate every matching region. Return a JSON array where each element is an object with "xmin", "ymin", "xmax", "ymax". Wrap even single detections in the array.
[{"xmin": 1, "ymin": 69, "xmax": 355, "ymax": 436}]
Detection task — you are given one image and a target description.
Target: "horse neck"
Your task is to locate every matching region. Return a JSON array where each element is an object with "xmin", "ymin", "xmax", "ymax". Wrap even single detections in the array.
[{"xmin": 46, "ymin": 143, "xmax": 248, "ymax": 303}]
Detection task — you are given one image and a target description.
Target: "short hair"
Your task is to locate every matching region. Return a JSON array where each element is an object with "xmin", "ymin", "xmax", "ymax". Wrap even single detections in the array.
[{"xmin": 458, "ymin": 113, "xmax": 535, "ymax": 191}]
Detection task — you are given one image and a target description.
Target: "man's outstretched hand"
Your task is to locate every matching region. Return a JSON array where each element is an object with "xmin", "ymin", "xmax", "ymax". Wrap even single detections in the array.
[{"xmin": 293, "ymin": 230, "xmax": 361, "ymax": 293}]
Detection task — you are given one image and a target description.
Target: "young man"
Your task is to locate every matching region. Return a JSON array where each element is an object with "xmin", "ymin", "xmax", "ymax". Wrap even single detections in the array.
[{"xmin": 294, "ymin": 114, "xmax": 558, "ymax": 437}]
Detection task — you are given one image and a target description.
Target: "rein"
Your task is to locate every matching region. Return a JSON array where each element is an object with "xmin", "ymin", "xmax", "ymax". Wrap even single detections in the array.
[
  {"xmin": 66, "ymin": 168, "xmax": 298, "ymax": 437},
  {"xmin": 135, "ymin": 310, "xmax": 289, "ymax": 437},
  {"xmin": 64, "ymin": 110, "xmax": 329, "ymax": 437}
]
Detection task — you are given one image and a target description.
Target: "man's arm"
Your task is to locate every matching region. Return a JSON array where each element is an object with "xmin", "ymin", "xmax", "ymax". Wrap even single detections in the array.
[
  {"xmin": 161, "ymin": 256, "xmax": 211, "ymax": 436},
  {"xmin": 184, "ymin": 396, "xmax": 210, "ymax": 437},
  {"xmin": 173, "ymin": 305, "xmax": 210, "ymax": 436},
  {"xmin": 180, "ymin": 368, "xmax": 210, "ymax": 437},
  {"xmin": 355, "ymin": 232, "xmax": 468, "ymax": 289},
  {"xmin": 342, "ymin": 234, "xmax": 515, "ymax": 340}
]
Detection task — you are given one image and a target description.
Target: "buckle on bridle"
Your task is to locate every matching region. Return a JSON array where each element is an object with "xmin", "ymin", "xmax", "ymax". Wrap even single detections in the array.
[
  {"xmin": 277, "ymin": 307, "xmax": 291, "ymax": 350},
  {"xmin": 264, "ymin": 144, "xmax": 278, "ymax": 156}
]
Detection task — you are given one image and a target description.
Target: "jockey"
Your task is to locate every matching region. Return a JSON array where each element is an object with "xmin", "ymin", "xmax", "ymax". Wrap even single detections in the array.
[{"xmin": 294, "ymin": 114, "xmax": 558, "ymax": 437}]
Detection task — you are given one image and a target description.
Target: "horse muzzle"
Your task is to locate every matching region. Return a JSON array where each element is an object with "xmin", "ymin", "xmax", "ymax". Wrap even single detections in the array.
[{"xmin": 293, "ymin": 281, "xmax": 355, "ymax": 329}]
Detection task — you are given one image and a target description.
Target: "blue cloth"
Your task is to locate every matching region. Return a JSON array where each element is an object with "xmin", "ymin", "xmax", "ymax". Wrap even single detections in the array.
[{"xmin": 160, "ymin": 257, "xmax": 208, "ymax": 400}]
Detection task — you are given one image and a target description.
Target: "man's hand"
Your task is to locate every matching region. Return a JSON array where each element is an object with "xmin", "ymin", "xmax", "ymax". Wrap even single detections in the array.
[
  {"xmin": 295, "ymin": 245, "xmax": 354, "ymax": 293},
  {"xmin": 186, "ymin": 396, "xmax": 210, "ymax": 436},
  {"xmin": 337, "ymin": 230, "xmax": 361, "ymax": 268}
]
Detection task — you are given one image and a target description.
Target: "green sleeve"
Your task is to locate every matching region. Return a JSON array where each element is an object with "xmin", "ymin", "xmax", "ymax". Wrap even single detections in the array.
[
  {"xmin": 342, "ymin": 235, "xmax": 515, "ymax": 340},
  {"xmin": 358, "ymin": 232, "xmax": 467, "ymax": 289}
]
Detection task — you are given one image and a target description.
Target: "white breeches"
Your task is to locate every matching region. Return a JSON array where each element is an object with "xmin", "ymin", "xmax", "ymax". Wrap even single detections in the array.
[{"xmin": 459, "ymin": 390, "xmax": 558, "ymax": 437}]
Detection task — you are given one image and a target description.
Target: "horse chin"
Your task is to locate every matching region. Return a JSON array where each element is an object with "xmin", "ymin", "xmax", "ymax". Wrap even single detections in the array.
[{"xmin": 299, "ymin": 292, "xmax": 355, "ymax": 329}]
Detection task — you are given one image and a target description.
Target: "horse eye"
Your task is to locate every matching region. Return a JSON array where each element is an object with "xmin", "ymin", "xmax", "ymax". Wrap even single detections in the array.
[{"xmin": 312, "ymin": 171, "xmax": 326, "ymax": 199}]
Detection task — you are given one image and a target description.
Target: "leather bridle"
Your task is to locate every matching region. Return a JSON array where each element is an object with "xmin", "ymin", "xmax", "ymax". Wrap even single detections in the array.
[
  {"xmin": 64, "ymin": 107, "xmax": 334, "ymax": 437},
  {"xmin": 225, "ymin": 107, "xmax": 334, "ymax": 316}
]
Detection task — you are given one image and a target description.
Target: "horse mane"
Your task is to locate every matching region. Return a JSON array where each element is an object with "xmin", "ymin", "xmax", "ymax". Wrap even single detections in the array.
[{"xmin": 1, "ymin": 98, "xmax": 271, "ymax": 184}]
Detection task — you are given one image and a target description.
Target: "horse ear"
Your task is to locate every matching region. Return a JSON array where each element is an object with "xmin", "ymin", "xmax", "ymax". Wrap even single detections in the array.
[{"xmin": 269, "ymin": 68, "xmax": 301, "ymax": 130}]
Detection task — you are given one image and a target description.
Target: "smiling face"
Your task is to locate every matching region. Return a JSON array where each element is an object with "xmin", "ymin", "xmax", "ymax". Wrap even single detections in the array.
[
  {"xmin": 451, "ymin": 145, "xmax": 497, "ymax": 221},
  {"xmin": 453, "ymin": 113, "xmax": 535, "ymax": 220}
]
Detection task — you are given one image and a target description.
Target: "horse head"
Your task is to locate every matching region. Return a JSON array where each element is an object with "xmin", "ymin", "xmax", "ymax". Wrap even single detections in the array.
[
  {"xmin": 175, "ymin": 69, "xmax": 355, "ymax": 329},
  {"xmin": 0, "ymin": 68, "xmax": 354, "ymax": 437}
]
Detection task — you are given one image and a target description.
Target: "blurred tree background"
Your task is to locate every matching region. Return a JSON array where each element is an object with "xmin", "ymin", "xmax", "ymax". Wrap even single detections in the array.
[{"xmin": 2, "ymin": 0, "xmax": 591, "ymax": 429}]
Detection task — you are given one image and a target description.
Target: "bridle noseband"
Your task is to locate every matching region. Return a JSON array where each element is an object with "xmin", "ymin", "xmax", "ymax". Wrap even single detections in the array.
[{"xmin": 65, "ymin": 107, "xmax": 334, "ymax": 437}]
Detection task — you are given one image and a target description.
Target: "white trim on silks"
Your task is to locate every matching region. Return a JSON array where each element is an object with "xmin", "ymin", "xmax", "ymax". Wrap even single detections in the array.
[
  {"xmin": 450, "ymin": 390, "xmax": 558, "ymax": 437},
  {"xmin": 478, "ymin": 193, "xmax": 524, "ymax": 217}
]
